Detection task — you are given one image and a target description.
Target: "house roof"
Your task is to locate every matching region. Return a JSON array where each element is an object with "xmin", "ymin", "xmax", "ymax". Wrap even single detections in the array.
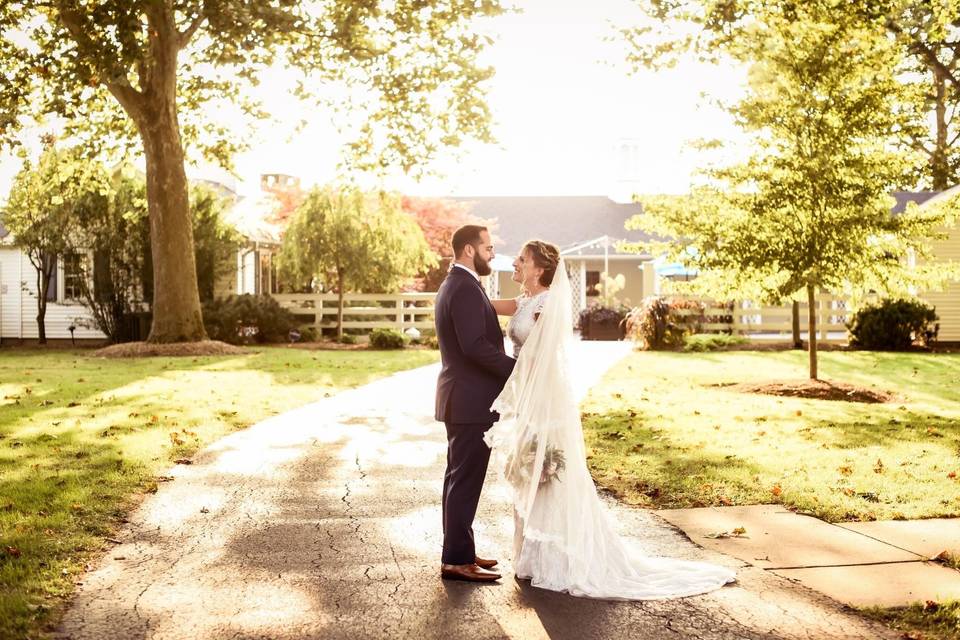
[
  {"xmin": 223, "ymin": 193, "xmax": 283, "ymax": 245},
  {"xmin": 450, "ymin": 195, "xmax": 652, "ymax": 258},
  {"xmin": 891, "ymin": 191, "xmax": 939, "ymax": 213}
]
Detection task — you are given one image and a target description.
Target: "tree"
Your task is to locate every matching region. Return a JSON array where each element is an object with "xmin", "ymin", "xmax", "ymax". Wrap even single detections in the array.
[
  {"xmin": 190, "ymin": 183, "xmax": 242, "ymax": 303},
  {"xmin": 624, "ymin": 0, "xmax": 960, "ymax": 189},
  {"xmin": 624, "ymin": 0, "xmax": 957, "ymax": 379},
  {"xmin": 2, "ymin": 143, "xmax": 109, "ymax": 343},
  {"xmin": 0, "ymin": 1, "xmax": 505, "ymax": 343},
  {"xmin": 72, "ymin": 164, "xmax": 152, "ymax": 342},
  {"xmin": 402, "ymin": 196, "xmax": 493, "ymax": 291},
  {"xmin": 278, "ymin": 186, "xmax": 435, "ymax": 340}
]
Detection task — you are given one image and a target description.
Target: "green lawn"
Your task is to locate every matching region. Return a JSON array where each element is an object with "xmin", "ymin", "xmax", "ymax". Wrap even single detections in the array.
[
  {"xmin": 0, "ymin": 346, "xmax": 438, "ymax": 639},
  {"xmin": 582, "ymin": 350, "xmax": 960, "ymax": 522}
]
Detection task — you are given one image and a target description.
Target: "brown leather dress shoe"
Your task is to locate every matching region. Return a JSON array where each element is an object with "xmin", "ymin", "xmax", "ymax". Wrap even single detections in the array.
[
  {"xmin": 474, "ymin": 556, "xmax": 498, "ymax": 570},
  {"xmin": 441, "ymin": 563, "xmax": 502, "ymax": 582}
]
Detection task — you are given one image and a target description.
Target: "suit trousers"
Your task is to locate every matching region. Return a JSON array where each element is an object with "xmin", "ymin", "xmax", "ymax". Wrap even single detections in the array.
[{"xmin": 441, "ymin": 421, "xmax": 493, "ymax": 565}]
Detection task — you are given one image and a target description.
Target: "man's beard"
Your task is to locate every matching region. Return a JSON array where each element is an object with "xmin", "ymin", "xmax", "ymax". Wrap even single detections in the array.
[{"xmin": 475, "ymin": 254, "xmax": 492, "ymax": 276}]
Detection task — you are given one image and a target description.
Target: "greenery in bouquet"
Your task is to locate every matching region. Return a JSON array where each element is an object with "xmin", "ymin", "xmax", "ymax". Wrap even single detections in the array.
[{"xmin": 506, "ymin": 436, "xmax": 566, "ymax": 486}]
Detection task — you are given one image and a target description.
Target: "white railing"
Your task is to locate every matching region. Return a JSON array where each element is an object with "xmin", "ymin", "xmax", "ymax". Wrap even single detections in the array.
[
  {"xmin": 272, "ymin": 292, "xmax": 437, "ymax": 331},
  {"xmin": 670, "ymin": 294, "xmax": 850, "ymax": 343}
]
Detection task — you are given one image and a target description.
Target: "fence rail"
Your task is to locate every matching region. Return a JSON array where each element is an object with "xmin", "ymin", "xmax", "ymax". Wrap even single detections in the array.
[
  {"xmin": 272, "ymin": 292, "xmax": 437, "ymax": 332},
  {"xmin": 271, "ymin": 291, "xmax": 851, "ymax": 343},
  {"xmin": 670, "ymin": 294, "xmax": 850, "ymax": 343}
]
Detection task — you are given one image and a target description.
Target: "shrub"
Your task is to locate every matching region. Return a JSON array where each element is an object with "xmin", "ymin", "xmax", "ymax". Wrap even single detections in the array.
[
  {"xmin": 338, "ymin": 333, "xmax": 358, "ymax": 345},
  {"xmin": 847, "ymin": 299, "xmax": 938, "ymax": 350},
  {"xmin": 370, "ymin": 328, "xmax": 409, "ymax": 349},
  {"xmin": 625, "ymin": 297, "xmax": 690, "ymax": 350},
  {"xmin": 683, "ymin": 334, "xmax": 748, "ymax": 352},
  {"xmin": 297, "ymin": 326, "xmax": 319, "ymax": 342},
  {"xmin": 202, "ymin": 294, "xmax": 295, "ymax": 345}
]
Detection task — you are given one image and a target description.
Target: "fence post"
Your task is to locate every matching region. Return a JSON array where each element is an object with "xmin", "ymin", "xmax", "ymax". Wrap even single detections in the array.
[
  {"xmin": 396, "ymin": 297, "xmax": 404, "ymax": 331},
  {"xmin": 731, "ymin": 300, "xmax": 742, "ymax": 337},
  {"xmin": 316, "ymin": 296, "xmax": 323, "ymax": 331}
]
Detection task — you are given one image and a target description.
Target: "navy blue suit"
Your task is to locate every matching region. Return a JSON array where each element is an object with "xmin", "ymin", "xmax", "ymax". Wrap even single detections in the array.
[{"xmin": 434, "ymin": 266, "xmax": 515, "ymax": 564}]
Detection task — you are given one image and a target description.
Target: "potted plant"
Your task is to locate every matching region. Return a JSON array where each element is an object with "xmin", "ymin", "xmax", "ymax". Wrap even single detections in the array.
[{"xmin": 577, "ymin": 272, "xmax": 629, "ymax": 340}]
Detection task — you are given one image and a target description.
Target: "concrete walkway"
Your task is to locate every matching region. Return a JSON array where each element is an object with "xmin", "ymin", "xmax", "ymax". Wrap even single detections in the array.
[
  {"xmin": 57, "ymin": 342, "xmax": 899, "ymax": 640},
  {"xmin": 660, "ymin": 506, "xmax": 960, "ymax": 608}
]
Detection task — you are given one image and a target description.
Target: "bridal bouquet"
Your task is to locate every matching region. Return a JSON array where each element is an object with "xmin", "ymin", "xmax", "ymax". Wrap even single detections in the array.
[{"xmin": 506, "ymin": 436, "xmax": 566, "ymax": 486}]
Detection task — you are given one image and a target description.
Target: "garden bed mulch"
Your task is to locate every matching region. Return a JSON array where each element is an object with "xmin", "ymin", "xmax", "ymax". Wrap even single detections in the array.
[
  {"xmin": 93, "ymin": 340, "xmax": 246, "ymax": 358},
  {"xmin": 712, "ymin": 378, "xmax": 898, "ymax": 403}
]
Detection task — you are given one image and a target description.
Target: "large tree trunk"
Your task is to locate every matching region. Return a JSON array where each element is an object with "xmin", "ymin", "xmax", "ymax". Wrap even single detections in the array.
[
  {"xmin": 135, "ymin": 17, "xmax": 206, "ymax": 344},
  {"xmin": 807, "ymin": 284, "xmax": 818, "ymax": 380}
]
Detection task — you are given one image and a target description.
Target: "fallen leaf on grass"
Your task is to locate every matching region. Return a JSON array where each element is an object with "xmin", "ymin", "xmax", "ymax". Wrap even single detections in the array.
[
  {"xmin": 705, "ymin": 527, "xmax": 748, "ymax": 539},
  {"xmin": 838, "ymin": 465, "xmax": 853, "ymax": 476},
  {"xmin": 174, "ymin": 458, "xmax": 193, "ymax": 465},
  {"xmin": 771, "ymin": 485, "xmax": 782, "ymax": 497},
  {"xmin": 67, "ymin": 401, "xmax": 80, "ymax": 408},
  {"xmin": 5, "ymin": 546, "xmax": 21, "ymax": 557},
  {"xmin": 873, "ymin": 459, "xmax": 885, "ymax": 474},
  {"xmin": 948, "ymin": 471, "xmax": 957, "ymax": 479},
  {"xmin": 157, "ymin": 475, "xmax": 175, "ymax": 482},
  {"xmin": 200, "ymin": 507, "xmax": 210, "ymax": 514}
]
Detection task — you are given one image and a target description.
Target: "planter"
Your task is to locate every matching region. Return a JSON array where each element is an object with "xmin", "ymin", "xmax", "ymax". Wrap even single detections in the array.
[{"xmin": 582, "ymin": 318, "xmax": 625, "ymax": 341}]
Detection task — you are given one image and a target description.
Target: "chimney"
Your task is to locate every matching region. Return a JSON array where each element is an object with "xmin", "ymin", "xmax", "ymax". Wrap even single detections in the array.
[{"xmin": 261, "ymin": 173, "xmax": 301, "ymax": 191}]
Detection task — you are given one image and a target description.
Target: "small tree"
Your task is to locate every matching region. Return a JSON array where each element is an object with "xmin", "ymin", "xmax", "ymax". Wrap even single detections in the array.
[
  {"xmin": 3, "ymin": 143, "xmax": 109, "ymax": 343},
  {"xmin": 402, "ymin": 196, "xmax": 492, "ymax": 291},
  {"xmin": 190, "ymin": 183, "xmax": 242, "ymax": 303},
  {"xmin": 71, "ymin": 164, "xmax": 151, "ymax": 342},
  {"xmin": 625, "ymin": 1, "xmax": 958, "ymax": 379},
  {"xmin": 279, "ymin": 186, "xmax": 435, "ymax": 340}
]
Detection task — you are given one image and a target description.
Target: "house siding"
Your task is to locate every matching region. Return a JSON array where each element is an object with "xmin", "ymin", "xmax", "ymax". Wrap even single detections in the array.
[
  {"xmin": 921, "ymin": 222, "xmax": 960, "ymax": 342},
  {"xmin": 0, "ymin": 248, "xmax": 106, "ymax": 340}
]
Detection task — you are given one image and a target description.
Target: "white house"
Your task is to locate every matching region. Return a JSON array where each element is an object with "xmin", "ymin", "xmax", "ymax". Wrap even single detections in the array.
[
  {"xmin": 0, "ymin": 173, "xmax": 288, "ymax": 343},
  {"xmin": 0, "ymin": 222, "xmax": 107, "ymax": 342}
]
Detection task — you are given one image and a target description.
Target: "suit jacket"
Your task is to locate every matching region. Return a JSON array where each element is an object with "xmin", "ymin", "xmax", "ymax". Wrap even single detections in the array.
[{"xmin": 434, "ymin": 267, "xmax": 516, "ymax": 424}]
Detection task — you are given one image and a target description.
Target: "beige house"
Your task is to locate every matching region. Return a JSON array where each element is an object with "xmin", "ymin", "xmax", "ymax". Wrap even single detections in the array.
[
  {"xmin": 452, "ymin": 196, "xmax": 654, "ymax": 317},
  {"xmin": 906, "ymin": 190, "xmax": 960, "ymax": 342}
]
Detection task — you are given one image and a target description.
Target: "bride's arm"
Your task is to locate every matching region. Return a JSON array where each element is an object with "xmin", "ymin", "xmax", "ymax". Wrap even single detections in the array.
[{"xmin": 490, "ymin": 298, "xmax": 518, "ymax": 316}]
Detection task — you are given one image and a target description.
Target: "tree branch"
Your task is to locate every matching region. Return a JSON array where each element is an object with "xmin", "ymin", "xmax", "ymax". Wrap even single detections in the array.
[
  {"xmin": 56, "ymin": 1, "xmax": 146, "ymax": 119},
  {"xmin": 887, "ymin": 18, "xmax": 960, "ymax": 86},
  {"xmin": 178, "ymin": 8, "xmax": 206, "ymax": 49}
]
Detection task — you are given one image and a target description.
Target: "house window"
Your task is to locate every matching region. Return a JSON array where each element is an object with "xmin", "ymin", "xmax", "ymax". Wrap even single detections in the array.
[
  {"xmin": 63, "ymin": 253, "xmax": 86, "ymax": 301},
  {"xmin": 586, "ymin": 270, "xmax": 600, "ymax": 297}
]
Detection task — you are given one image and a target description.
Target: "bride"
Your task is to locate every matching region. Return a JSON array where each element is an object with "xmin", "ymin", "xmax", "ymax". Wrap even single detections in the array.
[{"xmin": 487, "ymin": 240, "xmax": 736, "ymax": 600}]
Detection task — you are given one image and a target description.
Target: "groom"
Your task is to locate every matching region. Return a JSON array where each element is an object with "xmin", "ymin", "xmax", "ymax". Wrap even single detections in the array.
[{"xmin": 434, "ymin": 225, "xmax": 515, "ymax": 582}]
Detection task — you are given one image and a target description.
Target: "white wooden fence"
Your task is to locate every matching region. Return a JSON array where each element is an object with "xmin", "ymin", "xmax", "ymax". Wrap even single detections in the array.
[
  {"xmin": 272, "ymin": 291, "xmax": 851, "ymax": 343},
  {"xmin": 671, "ymin": 294, "xmax": 850, "ymax": 343},
  {"xmin": 272, "ymin": 292, "xmax": 437, "ymax": 332}
]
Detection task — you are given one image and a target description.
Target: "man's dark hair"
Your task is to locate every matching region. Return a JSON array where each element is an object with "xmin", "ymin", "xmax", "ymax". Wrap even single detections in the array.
[{"xmin": 452, "ymin": 225, "xmax": 488, "ymax": 258}]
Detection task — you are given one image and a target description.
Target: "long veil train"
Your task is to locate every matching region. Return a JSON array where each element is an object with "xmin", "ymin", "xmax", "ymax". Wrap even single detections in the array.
[{"xmin": 484, "ymin": 259, "xmax": 736, "ymax": 599}]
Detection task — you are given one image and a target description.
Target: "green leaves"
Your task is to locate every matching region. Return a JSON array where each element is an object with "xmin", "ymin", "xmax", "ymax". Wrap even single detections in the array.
[
  {"xmin": 278, "ymin": 185, "xmax": 435, "ymax": 295},
  {"xmin": 0, "ymin": 0, "xmax": 504, "ymax": 173}
]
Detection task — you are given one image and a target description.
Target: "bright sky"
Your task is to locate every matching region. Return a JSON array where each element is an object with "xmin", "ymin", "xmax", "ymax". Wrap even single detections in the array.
[{"xmin": 0, "ymin": 0, "xmax": 747, "ymax": 202}]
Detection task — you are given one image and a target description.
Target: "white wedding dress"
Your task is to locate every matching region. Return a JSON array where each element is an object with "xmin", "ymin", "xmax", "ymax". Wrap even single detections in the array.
[{"xmin": 485, "ymin": 259, "xmax": 736, "ymax": 599}]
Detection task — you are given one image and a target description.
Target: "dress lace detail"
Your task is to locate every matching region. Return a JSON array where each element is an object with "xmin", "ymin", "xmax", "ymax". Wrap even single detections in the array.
[
  {"xmin": 507, "ymin": 290, "xmax": 549, "ymax": 357},
  {"xmin": 486, "ymin": 259, "xmax": 736, "ymax": 600}
]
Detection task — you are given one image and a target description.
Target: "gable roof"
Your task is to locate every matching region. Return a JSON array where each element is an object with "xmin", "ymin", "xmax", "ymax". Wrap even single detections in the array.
[
  {"xmin": 450, "ymin": 195, "xmax": 652, "ymax": 258},
  {"xmin": 891, "ymin": 191, "xmax": 938, "ymax": 213}
]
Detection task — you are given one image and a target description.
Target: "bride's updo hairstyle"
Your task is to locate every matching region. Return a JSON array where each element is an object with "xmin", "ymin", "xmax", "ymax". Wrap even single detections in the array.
[{"xmin": 523, "ymin": 240, "xmax": 561, "ymax": 287}]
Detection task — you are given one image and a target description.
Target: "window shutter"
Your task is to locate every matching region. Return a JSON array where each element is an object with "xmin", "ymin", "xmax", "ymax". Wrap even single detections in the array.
[{"xmin": 45, "ymin": 255, "xmax": 58, "ymax": 302}]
